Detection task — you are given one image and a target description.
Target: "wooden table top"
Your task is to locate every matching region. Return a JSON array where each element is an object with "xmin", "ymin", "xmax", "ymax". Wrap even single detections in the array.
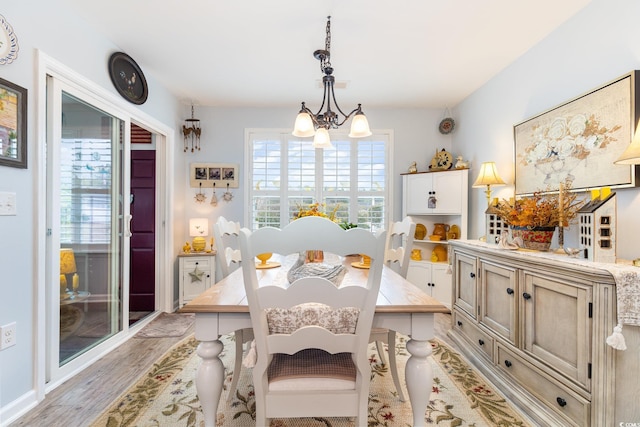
[{"xmin": 180, "ymin": 254, "xmax": 449, "ymax": 315}]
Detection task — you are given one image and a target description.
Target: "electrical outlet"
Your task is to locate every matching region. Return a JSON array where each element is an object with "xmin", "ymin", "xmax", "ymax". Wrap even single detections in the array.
[{"xmin": 0, "ymin": 322, "xmax": 17, "ymax": 350}]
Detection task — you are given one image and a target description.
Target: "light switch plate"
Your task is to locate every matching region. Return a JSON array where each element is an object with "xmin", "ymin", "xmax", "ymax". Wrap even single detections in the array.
[{"xmin": 0, "ymin": 192, "xmax": 17, "ymax": 215}]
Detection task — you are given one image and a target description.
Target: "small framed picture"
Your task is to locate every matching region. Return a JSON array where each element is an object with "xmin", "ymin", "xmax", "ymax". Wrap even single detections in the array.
[
  {"xmin": 190, "ymin": 163, "xmax": 239, "ymax": 188},
  {"xmin": 0, "ymin": 77, "xmax": 27, "ymax": 169}
]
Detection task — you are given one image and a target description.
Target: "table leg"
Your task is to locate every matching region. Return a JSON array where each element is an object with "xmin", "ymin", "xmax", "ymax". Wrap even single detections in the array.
[
  {"xmin": 405, "ymin": 338, "xmax": 433, "ymax": 427},
  {"xmin": 196, "ymin": 338, "xmax": 225, "ymax": 427}
]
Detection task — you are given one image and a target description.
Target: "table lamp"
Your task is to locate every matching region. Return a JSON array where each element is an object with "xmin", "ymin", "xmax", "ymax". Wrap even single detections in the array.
[
  {"xmin": 60, "ymin": 248, "xmax": 79, "ymax": 294},
  {"xmin": 189, "ymin": 218, "xmax": 209, "ymax": 252},
  {"xmin": 614, "ymin": 129, "xmax": 640, "ymax": 164},
  {"xmin": 473, "ymin": 162, "xmax": 506, "ymax": 207}
]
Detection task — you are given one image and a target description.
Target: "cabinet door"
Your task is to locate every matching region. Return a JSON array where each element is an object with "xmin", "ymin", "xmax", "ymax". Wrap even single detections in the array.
[
  {"xmin": 431, "ymin": 263, "xmax": 452, "ymax": 309},
  {"xmin": 404, "ymin": 174, "xmax": 433, "ymax": 214},
  {"xmin": 431, "ymin": 171, "xmax": 463, "ymax": 214},
  {"xmin": 521, "ymin": 272, "xmax": 592, "ymax": 389},
  {"xmin": 182, "ymin": 257, "xmax": 213, "ymax": 304},
  {"xmin": 406, "ymin": 262, "xmax": 431, "ymax": 293},
  {"xmin": 454, "ymin": 251, "xmax": 477, "ymax": 318},
  {"xmin": 480, "ymin": 261, "xmax": 517, "ymax": 345}
]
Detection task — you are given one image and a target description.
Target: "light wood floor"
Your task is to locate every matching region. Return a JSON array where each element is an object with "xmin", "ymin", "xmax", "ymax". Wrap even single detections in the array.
[{"xmin": 10, "ymin": 313, "xmax": 455, "ymax": 426}]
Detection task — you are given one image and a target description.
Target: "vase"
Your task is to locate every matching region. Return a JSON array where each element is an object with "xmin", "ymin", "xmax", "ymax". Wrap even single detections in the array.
[
  {"xmin": 305, "ymin": 250, "xmax": 324, "ymax": 263},
  {"xmin": 510, "ymin": 226, "xmax": 555, "ymax": 251}
]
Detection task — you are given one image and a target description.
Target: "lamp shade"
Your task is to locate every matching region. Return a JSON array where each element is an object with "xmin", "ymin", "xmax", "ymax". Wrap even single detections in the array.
[
  {"xmin": 189, "ymin": 218, "xmax": 209, "ymax": 237},
  {"xmin": 614, "ymin": 132, "xmax": 640, "ymax": 165},
  {"xmin": 473, "ymin": 162, "xmax": 506, "ymax": 187},
  {"xmin": 312, "ymin": 127, "xmax": 333, "ymax": 149},
  {"xmin": 348, "ymin": 112, "xmax": 372, "ymax": 138},
  {"xmin": 60, "ymin": 248, "xmax": 77, "ymax": 274},
  {"xmin": 292, "ymin": 112, "xmax": 315, "ymax": 138}
]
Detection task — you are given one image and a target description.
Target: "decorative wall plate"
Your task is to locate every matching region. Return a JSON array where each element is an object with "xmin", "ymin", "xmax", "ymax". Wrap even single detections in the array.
[
  {"xmin": 0, "ymin": 14, "xmax": 19, "ymax": 65},
  {"xmin": 439, "ymin": 117, "xmax": 455, "ymax": 134},
  {"xmin": 108, "ymin": 52, "xmax": 148, "ymax": 104}
]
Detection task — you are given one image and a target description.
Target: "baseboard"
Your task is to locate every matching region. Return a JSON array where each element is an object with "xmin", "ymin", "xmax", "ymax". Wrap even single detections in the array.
[{"xmin": 0, "ymin": 390, "xmax": 39, "ymax": 427}]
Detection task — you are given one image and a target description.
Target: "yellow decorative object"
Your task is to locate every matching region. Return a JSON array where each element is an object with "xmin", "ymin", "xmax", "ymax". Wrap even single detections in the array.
[
  {"xmin": 256, "ymin": 253, "xmax": 273, "ymax": 265},
  {"xmin": 189, "ymin": 218, "xmax": 209, "ymax": 252},
  {"xmin": 450, "ymin": 224, "xmax": 460, "ymax": 239},
  {"xmin": 183, "ymin": 242, "xmax": 191, "ymax": 253},
  {"xmin": 72, "ymin": 273, "xmax": 80, "ymax": 293},
  {"xmin": 433, "ymin": 244, "xmax": 447, "ymax": 262},
  {"xmin": 60, "ymin": 274, "xmax": 67, "ymax": 294},
  {"xmin": 414, "ymin": 223, "xmax": 427, "ymax": 240},
  {"xmin": 410, "ymin": 249, "xmax": 422, "ymax": 261},
  {"xmin": 428, "ymin": 235, "xmax": 442, "ymax": 241},
  {"xmin": 60, "ymin": 249, "xmax": 77, "ymax": 274},
  {"xmin": 432, "ymin": 223, "xmax": 450, "ymax": 240},
  {"xmin": 430, "ymin": 252, "xmax": 439, "ymax": 262}
]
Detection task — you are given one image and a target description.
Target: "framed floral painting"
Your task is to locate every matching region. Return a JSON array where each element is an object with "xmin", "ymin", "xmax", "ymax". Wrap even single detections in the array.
[{"xmin": 514, "ymin": 71, "xmax": 639, "ymax": 195}]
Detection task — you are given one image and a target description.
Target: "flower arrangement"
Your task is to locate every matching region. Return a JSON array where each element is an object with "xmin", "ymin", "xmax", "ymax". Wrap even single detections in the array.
[
  {"xmin": 493, "ymin": 182, "xmax": 584, "ymax": 228},
  {"xmin": 293, "ymin": 202, "xmax": 338, "ymax": 221},
  {"xmin": 520, "ymin": 114, "xmax": 620, "ymax": 167}
]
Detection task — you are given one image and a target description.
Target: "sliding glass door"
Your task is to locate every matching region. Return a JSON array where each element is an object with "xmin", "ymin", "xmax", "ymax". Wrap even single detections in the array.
[{"xmin": 47, "ymin": 77, "xmax": 131, "ymax": 379}]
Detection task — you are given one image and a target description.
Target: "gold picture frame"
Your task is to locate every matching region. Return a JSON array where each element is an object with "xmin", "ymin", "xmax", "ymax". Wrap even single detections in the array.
[
  {"xmin": 514, "ymin": 71, "xmax": 639, "ymax": 195},
  {"xmin": 0, "ymin": 77, "xmax": 27, "ymax": 169}
]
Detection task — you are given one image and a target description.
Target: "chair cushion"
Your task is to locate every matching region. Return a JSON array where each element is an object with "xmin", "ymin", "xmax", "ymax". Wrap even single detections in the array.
[
  {"xmin": 268, "ymin": 349, "xmax": 356, "ymax": 388},
  {"xmin": 265, "ymin": 303, "xmax": 359, "ymax": 335}
]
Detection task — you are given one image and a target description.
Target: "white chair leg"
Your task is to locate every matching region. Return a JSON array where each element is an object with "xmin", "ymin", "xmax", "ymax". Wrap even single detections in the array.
[
  {"xmin": 227, "ymin": 329, "xmax": 244, "ymax": 401},
  {"xmin": 375, "ymin": 340, "xmax": 387, "ymax": 365},
  {"xmin": 387, "ymin": 330, "xmax": 406, "ymax": 402}
]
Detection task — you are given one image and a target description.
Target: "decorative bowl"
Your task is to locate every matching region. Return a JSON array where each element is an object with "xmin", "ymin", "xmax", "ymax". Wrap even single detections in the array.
[
  {"xmin": 429, "ymin": 235, "xmax": 442, "ymax": 241},
  {"xmin": 256, "ymin": 253, "xmax": 273, "ymax": 265}
]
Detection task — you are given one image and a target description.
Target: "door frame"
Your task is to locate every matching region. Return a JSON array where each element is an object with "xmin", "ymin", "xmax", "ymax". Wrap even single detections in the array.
[{"xmin": 35, "ymin": 50, "xmax": 175, "ymax": 397}]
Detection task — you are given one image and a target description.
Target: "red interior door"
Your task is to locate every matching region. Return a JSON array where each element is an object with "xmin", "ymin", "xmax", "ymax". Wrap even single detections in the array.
[{"xmin": 129, "ymin": 150, "xmax": 156, "ymax": 312}]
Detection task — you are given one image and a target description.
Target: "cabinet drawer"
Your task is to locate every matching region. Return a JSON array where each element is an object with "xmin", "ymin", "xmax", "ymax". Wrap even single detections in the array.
[
  {"xmin": 452, "ymin": 311, "xmax": 493, "ymax": 361},
  {"xmin": 496, "ymin": 344, "xmax": 590, "ymax": 427},
  {"xmin": 182, "ymin": 258, "xmax": 212, "ymax": 270}
]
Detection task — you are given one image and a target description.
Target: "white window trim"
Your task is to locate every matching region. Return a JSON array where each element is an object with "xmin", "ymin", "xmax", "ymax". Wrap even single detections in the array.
[{"xmin": 244, "ymin": 128, "xmax": 394, "ymax": 229}]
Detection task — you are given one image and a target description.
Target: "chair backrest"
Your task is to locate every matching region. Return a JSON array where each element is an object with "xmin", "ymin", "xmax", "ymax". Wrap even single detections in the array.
[
  {"xmin": 238, "ymin": 215, "xmax": 386, "ymax": 375},
  {"xmin": 384, "ymin": 216, "xmax": 416, "ymax": 279},
  {"xmin": 213, "ymin": 216, "xmax": 242, "ymax": 278}
]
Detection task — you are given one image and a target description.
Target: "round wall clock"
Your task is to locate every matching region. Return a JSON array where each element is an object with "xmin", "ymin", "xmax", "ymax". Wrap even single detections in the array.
[{"xmin": 108, "ymin": 52, "xmax": 148, "ymax": 105}]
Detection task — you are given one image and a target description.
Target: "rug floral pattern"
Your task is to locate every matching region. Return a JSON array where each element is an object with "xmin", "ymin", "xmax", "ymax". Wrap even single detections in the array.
[{"xmin": 90, "ymin": 335, "xmax": 529, "ymax": 427}]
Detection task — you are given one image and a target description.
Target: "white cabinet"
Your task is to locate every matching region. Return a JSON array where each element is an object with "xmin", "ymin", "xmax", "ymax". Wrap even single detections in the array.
[
  {"xmin": 406, "ymin": 262, "xmax": 451, "ymax": 308},
  {"xmin": 404, "ymin": 169, "xmax": 465, "ymax": 215},
  {"xmin": 178, "ymin": 253, "xmax": 216, "ymax": 307},
  {"xmin": 402, "ymin": 169, "xmax": 468, "ymax": 309}
]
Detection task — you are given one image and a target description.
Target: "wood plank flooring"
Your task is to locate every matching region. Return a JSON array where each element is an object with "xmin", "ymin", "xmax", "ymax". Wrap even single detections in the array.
[{"xmin": 10, "ymin": 313, "xmax": 455, "ymax": 426}]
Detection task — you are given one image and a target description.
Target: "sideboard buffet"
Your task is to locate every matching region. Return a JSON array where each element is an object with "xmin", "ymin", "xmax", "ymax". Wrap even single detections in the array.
[{"xmin": 448, "ymin": 240, "xmax": 639, "ymax": 426}]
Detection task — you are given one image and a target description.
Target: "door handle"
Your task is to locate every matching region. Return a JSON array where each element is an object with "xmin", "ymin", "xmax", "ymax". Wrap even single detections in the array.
[
  {"xmin": 126, "ymin": 214, "xmax": 133, "ymax": 237},
  {"xmin": 506, "ymin": 288, "xmax": 514, "ymax": 295},
  {"xmin": 470, "ymin": 272, "xmax": 476, "ymax": 278},
  {"xmin": 522, "ymin": 292, "xmax": 532, "ymax": 300}
]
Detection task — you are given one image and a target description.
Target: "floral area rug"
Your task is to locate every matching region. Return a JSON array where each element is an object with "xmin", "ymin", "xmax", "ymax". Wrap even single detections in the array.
[{"xmin": 90, "ymin": 334, "xmax": 530, "ymax": 427}]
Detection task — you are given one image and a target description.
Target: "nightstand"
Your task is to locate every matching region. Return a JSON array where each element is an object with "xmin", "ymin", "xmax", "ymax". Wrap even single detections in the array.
[{"xmin": 178, "ymin": 252, "xmax": 216, "ymax": 307}]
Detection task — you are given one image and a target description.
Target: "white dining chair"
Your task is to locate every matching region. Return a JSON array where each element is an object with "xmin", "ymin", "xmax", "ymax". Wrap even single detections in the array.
[
  {"xmin": 213, "ymin": 216, "xmax": 252, "ymax": 401},
  {"xmin": 238, "ymin": 216, "xmax": 386, "ymax": 426},
  {"xmin": 370, "ymin": 216, "xmax": 415, "ymax": 402}
]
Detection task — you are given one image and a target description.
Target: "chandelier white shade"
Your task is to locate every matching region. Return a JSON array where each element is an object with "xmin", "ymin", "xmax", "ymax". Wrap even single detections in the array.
[{"xmin": 292, "ymin": 16, "xmax": 371, "ymax": 148}]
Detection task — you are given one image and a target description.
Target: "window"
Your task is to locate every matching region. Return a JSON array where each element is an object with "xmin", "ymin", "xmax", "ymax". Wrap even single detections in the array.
[{"xmin": 247, "ymin": 130, "xmax": 391, "ymax": 231}]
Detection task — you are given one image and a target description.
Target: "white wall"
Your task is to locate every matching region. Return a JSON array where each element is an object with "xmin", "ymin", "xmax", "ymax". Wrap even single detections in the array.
[
  {"xmin": 176, "ymin": 106, "xmax": 455, "ymax": 233},
  {"xmin": 454, "ymin": 0, "xmax": 640, "ymax": 261},
  {"xmin": 0, "ymin": 3, "xmax": 182, "ymax": 420}
]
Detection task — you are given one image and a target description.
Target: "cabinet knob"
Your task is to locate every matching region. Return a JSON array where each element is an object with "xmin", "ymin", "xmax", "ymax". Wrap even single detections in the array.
[
  {"xmin": 206, "ymin": 274, "xmax": 210, "ymax": 278},
  {"xmin": 457, "ymin": 321, "xmax": 463, "ymax": 327},
  {"xmin": 504, "ymin": 360, "xmax": 512, "ymax": 368},
  {"xmin": 506, "ymin": 288, "xmax": 514, "ymax": 295},
  {"xmin": 478, "ymin": 339, "xmax": 484, "ymax": 346},
  {"xmin": 522, "ymin": 292, "xmax": 532, "ymax": 300},
  {"xmin": 470, "ymin": 272, "xmax": 476, "ymax": 278},
  {"xmin": 556, "ymin": 397, "xmax": 567, "ymax": 407},
  {"xmin": 195, "ymin": 262, "xmax": 199, "ymax": 265}
]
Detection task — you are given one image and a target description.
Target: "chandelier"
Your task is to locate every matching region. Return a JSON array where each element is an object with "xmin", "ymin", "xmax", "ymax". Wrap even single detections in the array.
[{"xmin": 292, "ymin": 16, "xmax": 372, "ymax": 149}]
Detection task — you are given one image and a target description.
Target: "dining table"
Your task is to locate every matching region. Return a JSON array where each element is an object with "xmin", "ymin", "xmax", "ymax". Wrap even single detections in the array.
[{"xmin": 179, "ymin": 254, "xmax": 450, "ymax": 427}]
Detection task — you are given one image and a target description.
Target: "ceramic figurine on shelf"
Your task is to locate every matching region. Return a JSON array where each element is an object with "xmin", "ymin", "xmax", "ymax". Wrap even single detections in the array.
[
  {"xmin": 455, "ymin": 156, "xmax": 470, "ymax": 169},
  {"xmin": 183, "ymin": 241, "xmax": 191, "ymax": 253},
  {"xmin": 408, "ymin": 161, "xmax": 418, "ymax": 174}
]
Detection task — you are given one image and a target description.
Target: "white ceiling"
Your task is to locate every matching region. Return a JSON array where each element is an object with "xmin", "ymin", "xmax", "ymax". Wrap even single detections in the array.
[{"xmin": 65, "ymin": 0, "xmax": 592, "ymax": 110}]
